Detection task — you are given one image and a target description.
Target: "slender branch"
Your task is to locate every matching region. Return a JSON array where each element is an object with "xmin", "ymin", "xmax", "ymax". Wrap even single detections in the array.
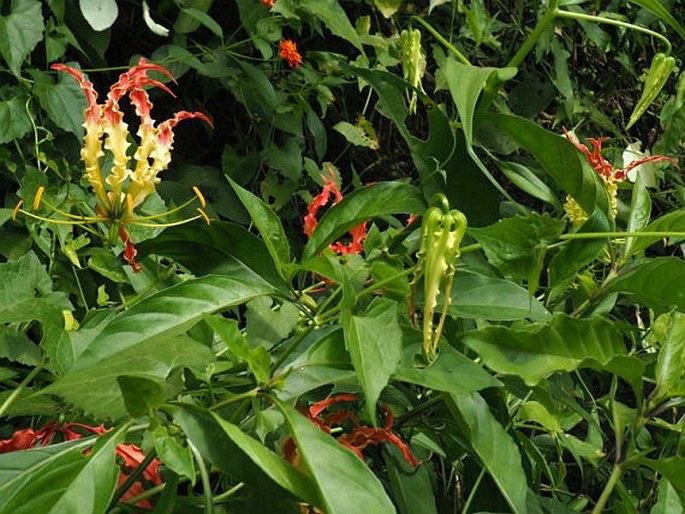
[
  {"xmin": 559, "ymin": 231, "xmax": 685, "ymax": 240},
  {"xmin": 592, "ymin": 464, "xmax": 623, "ymax": 514},
  {"xmin": 507, "ymin": 0, "xmax": 560, "ymax": 68},
  {"xmin": 0, "ymin": 362, "xmax": 43, "ymax": 418},
  {"xmin": 189, "ymin": 441, "xmax": 215, "ymax": 514},
  {"xmin": 411, "ymin": 16, "xmax": 471, "ymax": 65},
  {"xmin": 555, "ymin": 9, "xmax": 672, "ymax": 54}
]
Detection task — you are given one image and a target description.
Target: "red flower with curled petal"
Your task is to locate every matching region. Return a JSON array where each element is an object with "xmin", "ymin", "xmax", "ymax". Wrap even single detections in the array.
[
  {"xmin": 279, "ymin": 39, "xmax": 303, "ymax": 69},
  {"xmin": 303, "ymin": 168, "xmax": 369, "ymax": 255}
]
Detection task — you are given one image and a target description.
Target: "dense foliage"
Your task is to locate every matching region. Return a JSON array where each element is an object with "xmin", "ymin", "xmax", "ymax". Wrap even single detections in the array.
[{"xmin": 2, "ymin": 0, "xmax": 685, "ymax": 512}]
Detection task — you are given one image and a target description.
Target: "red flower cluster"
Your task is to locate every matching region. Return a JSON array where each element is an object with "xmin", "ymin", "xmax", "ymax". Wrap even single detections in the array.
[
  {"xmin": 564, "ymin": 130, "xmax": 676, "ymax": 183},
  {"xmin": 259, "ymin": 0, "xmax": 275, "ymax": 7},
  {"xmin": 283, "ymin": 394, "xmax": 419, "ymax": 467},
  {"xmin": 0, "ymin": 423, "xmax": 162, "ymax": 509},
  {"xmin": 303, "ymin": 169, "xmax": 368, "ymax": 255},
  {"xmin": 279, "ymin": 39, "xmax": 303, "ymax": 69}
]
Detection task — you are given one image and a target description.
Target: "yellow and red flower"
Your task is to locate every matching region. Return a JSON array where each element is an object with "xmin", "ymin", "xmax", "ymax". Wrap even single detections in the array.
[
  {"xmin": 563, "ymin": 131, "xmax": 676, "ymax": 226},
  {"xmin": 279, "ymin": 39, "xmax": 303, "ymax": 69},
  {"xmin": 303, "ymin": 168, "xmax": 368, "ymax": 255},
  {"xmin": 0, "ymin": 422, "xmax": 162, "ymax": 509},
  {"xmin": 13, "ymin": 58, "xmax": 212, "ymax": 271}
]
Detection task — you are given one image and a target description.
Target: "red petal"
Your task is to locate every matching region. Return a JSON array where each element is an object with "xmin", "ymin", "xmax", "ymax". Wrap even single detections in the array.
[
  {"xmin": 308, "ymin": 394, "xmax": 358, "ymax": 419},
  {"xmin": 0, "ymin": 428, "xmax": 39, "ymax": 452},
  {"xmin": 118, "ymin": 227, "xmax": 142, "ymax": 272}
]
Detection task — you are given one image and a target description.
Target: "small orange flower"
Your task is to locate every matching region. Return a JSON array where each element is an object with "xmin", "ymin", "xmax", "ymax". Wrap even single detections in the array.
[
  {"xmin": 259, "ymin": 0, "xmax": 274, "ymax": 7},
  {"xmin": 279, "ymin": 39, "xmax": 303, "ymax": 69}
]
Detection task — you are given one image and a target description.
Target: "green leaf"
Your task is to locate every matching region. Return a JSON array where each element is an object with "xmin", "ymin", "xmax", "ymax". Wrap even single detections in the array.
[
  {"xmin": 0, "ymin": 97, "xmax": 32, "ymax": 143},
  {"xmin": 606, "ymin": 257, "xmax": 685, "ymax": 311},
  {"xmin": 0, "ymin": 0, "xmax": 44, "ymax": 76},
  {"xmin": 497, "ymin": 160, "xmax": 562, "ymax": 209},
  {"xmin": 170, "ymin": 403, "xmax": 318, "ymax": 507},
  {"xmin": 0, "ymin": 427, "xmax": 125, "ymax": 514},
  {"xmin": 151, "ymin": 424, "xmax": 196, "ymax": 484},
  {"xmin": 342, "ymin": 298, "xmax": 403, "ymax": 422},
  {"xmin": 626, "ymin": 210, "xmax": 685, "ymax": 256},
  {"xmin": 246, "ymin": 296, "xmax": 300, "ymax": 350},
  {"xmin": 34, "ymin": 69, "xmax": 86, "ymax": 138},
  {"xmin": 449, "ymin": 269, "xmax": 550, "ymax": 321},
  {"xmin": 640, "ymin": 457, "xmax": 685, "ymax": 506},
  {"xmin": 229, "ymin": 178, "xmax": 292, "ymax": 278},
  {"xmin": 628, "ymin": 0, "xmax": 685, "ymax": 40},
  {"xmin": 374, "ymin": 0, "xmax": 401, "ymax": 18},
  {"xmin": 117, "ymin": 375, "xmax": 165, "ymax": 417},
  {"xmin": 297, "ymin": 0, "xmax": 362, "ymax": 50},
  {"xmin": 205, "ymin": 315, "xmax": 271, "ymax": 384},
  {"xmin": 181, "ymin": 7, "xmax": 223, "ymax": 38},
  {"xmin": 78, "ymin": 0, "xmax": 118, "ymax": 31},
  {"xmin": 275, "ymin": 399, "xmax": 397, "ymax": 514},
  {"xmin": 87, "ymin": 249, "xmax": 128, "ymax": 283},
  {"xmin": 477, "ymin": 112, "xmax": 611, "ymax": 220},
  {"xmin": 303, "ymin": 182, "xmax": 426, "ymax": 259},
  {"xmin": 0, "ymin": 326, "xmax": 42, "ymax": 366},
  {"xmin": 211, "ymin": 412, "xmax": 319, "ymax": 504},
  {"xmin": 469, "ymin": 212, "xmax": 565, "ymax": 281},
  {"xmin": 41, "ymin": 335, "xmax": 213, "ymax": 419},
  {"xmin": 0, "ymin": 252, "xmax": 72, "ymax": 333},
  {"xmin": 624, "ymin": 171, "xmax": 652, "ymax": 259},
  {"xmin": 652, "ymin": 477, "xmax": 684, "ymax": 514},
  {"xmin": 138, "ymin": 221, "xmax": 289, "ymax": 294},
  {"xmin": 446, "ymin": 392, "xmax": 528, "ymax": 514},
  {"xmin": 464, "ymin": 314, "xmax": 630, "ymax": 385},
  {"xmin": 385, "ymin": 445, "xmax": 437, "ymax": 514},
  {"xmin": 628, "ymin": 53, "xmax": 677, "ymax": 129},
  {"xmin": 652, "ymin": 312, "xmax": 685, "ymax": 400},
  {"xmin": 394, "ymin": 343, "xmax": 501, "ymax": 395},
  {"xmin": 444, "ymin": 58, "xmax": 516, "ymax": 145},
  {"xmin": 333, "ymin": 121, "xmax": 380, "ymax": 149}
]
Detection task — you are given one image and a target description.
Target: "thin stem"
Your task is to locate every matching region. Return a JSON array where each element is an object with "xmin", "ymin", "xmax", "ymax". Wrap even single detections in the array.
[
  {"xmin": 592, "ymin": 464, "xmax": 623, "ymax": 514},
  {"xmin": 213, "ymin": 482, "xmax": 245, "ymax": 503},
  {"xmin": 273, "ymin": 323, "xmax": 316, "ymax": 371},
  {"xmin": 462, "ymin": 467, "xmax": 487, "ymax": 513},
  {"xmin": 210, "ymin": 387, "xmax": 260, "ymax": 411},
  {"xmin": 560, "ymin": 231, "xmax": 685, "ymax": 240},
  {"xmin": 0, "ymin": 362, "xmax": 43, "ymax": 418},
  {"xmin": 555, "ymin": 10, "xmax": 672, "ymax": 54},
  {"xmin": 411, "ymin": 16, "xmax": 471, "ymax": 65},
  {"xmin": 111, "ymin": 450, "xmax": 159, "ymax": 505},
  {"xmin": 189, "ymin": 441, "xmax": 215, "ymax": 514},
  {"xmin": 507, "ymin": 0, "xmax": 560, "ymax": 68}
]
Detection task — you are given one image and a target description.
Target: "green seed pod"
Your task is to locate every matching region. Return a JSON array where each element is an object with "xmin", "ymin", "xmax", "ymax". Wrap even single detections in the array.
[{"xmin": 627, "ymin": 53, "xmax": 677, "ymax": 129}]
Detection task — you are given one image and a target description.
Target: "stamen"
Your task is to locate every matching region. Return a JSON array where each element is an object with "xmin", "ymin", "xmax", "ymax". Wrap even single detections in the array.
[
  {"xmin": 11, "ymin": 200, "xmax": 23, "ymax": 221},
  {"xmin": 197, "ymin": 207, "xmax": 211, "ymax": 225},
  {"xmin": 33, "ymin": 187, "xmax": 45, "ymax": 211},
  {"xmin": 126, "ymin": 193, "xmax": 134, "ymax": 217},
  {"xmin": 192, "ymin": 186, "xmax": 206, "ymax": 208},
  {"xmin": 130, "ymin": 215, "xmax": 204, "ymax": 228}
]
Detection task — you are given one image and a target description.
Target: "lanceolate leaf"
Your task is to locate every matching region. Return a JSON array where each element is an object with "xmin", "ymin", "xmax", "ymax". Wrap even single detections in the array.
[
  {"xmin": 296, "ymin": 0, "xmax": 362, "ymax": 50},
  {"xmin": 229, "ymin": 178, "xmax": 292, "ymax": 278},
  {"xmin": 303, "ymin": 182, "xmax": 425, "ymax": 259},
  {"xmin": 0, "ymin": 427, "xmax": 125, "ymax": 514},
  {"xmin": 464, "ymin": 314, "xmax": 628, "ymax": 385},
  {"xmin": 342, "ymin": 298, "xmax": 403, "ymax": 423},
  {"xmin": 606, "ymin": 257, "xmax": 685, "ymax": 311},
  {"xmin": 626, "ymin": 210, "xmax": 685, "ymax": 257},
  {"xmin": 446, "ymin": 392, "xmax": 529, "ymax": 514},
  {"xmin": 276, "ymin": 399, "xmax": 397, "ymax": 514}
]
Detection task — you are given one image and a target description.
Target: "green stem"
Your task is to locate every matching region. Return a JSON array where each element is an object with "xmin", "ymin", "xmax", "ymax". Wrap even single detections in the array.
[
  {"xmin": 210, "ymin": 387, "xmax": 260, "ymax": 411},
  {"xmin": 213, "ymin": 482, "xmax": 245, "ymax": 503},
  {"xmin": 592, "ymin": 464, "xmax": 623, "ymax": 514},
  {"xmin": 189, "ymin": 441, "xmax": 215, "ymax": 514},
  {"xmin": 555, "ymin": 10, "xmax": 672, "ymax": 55},
  {"xmin": 462, "ymin": 467, "xmax": 487, "ymax": 513},
  {"xmin": 272, "ymin": 323, "xmax": 316, "ymax": 371},
  {"xmin": 560, "ymin": 231, "xmax": 685, "ymax": 240},
  {"xmin": 507, "ymin": 0, "xmax": 560, "ymax": 68},
  {"xmin": 111, "ymin": 449, "xmax": 159, "ymax": 505},
  {"xmin": 0, "ymin": 362, "xmax": 43, "ymax": 418},
  {"xmin": 411, "ymin": 16, "xmax": 471, "ymax": 65}
]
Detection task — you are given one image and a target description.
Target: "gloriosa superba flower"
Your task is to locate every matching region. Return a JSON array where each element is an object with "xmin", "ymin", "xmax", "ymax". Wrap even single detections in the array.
[{"xmin": 13, "ymin": 58, "xmax": 213, "ymax": 271}]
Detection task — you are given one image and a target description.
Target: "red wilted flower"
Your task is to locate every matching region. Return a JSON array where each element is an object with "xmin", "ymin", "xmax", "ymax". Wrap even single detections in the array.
[
  {"xmin": 0, "ymin": 422, "xmax": 162, "ymax": 509},
  {"xmin": 260, "ymin": 0, "xmax": 275, "ymax": 7},
  {"xmin": 303, "ymin": 169, "xmax": 368, "ymax": 255},
  {"xmin": 279, "ymin": 39, "xmax": 303, "ymax": 69},
  {"xmin": 283, "ymin": 394, "xmax": 419, "ymax": 468}
]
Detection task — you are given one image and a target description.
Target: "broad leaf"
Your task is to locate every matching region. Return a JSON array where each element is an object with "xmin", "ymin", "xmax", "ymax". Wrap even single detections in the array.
[
  {"xmin": 117, "ymin": 375, "xmax": 165, "ymax": 418},
  {"xmin": 229, "ymin": 178, "xmax": 292, "ymax": 278},
  {"xmin": 626, "ymin": 210, "xmax": 685, "ymax": 257},
  {"xmin": 139, "ymin": 221, "xmax": 289, "ymax": 293},
  {"xmin": 640, "ymin": 457, "xmax": 685, "ymax": 506},
  {"xmin": 342, "ymin": 298, "xmax": 403, "ymax": 422},
  {"xmin": 0, "ymin": 97, "xmax": 32, "ymax": 143},
  {"xmin": 385, "ymin": 446, "xmax": 437, "ymax": 514},
  {"xmin": 606, "ymin": 257, "xmax": 685, "ymax": 311},
  {"xmin": 276, "ymin": 399, "xmax": 397, "ymax": 514},
  {"xmin": 303, "ymin": 182, "xmax": 425, "ymax": 258},
  {"xmin": 33, "ymin": 69, "xmax": 86, "ymax": 138},
  {"xmin": 449, "ymin": 269, "xmax": 550, "ymax": 321},
  {"xmin": 170, "ymin": 403, "xmax": 317, "ymax": 508},
  {"xmin": 652, "ymin": 312, "xmax": 685, "ymax": 400},
  {"xmin": 297, "ymin": 0, "xmax": 362, "ymax": 50},
  {"xmin": 446, "ymin": 392, "xmax": 528, "ymax": 514},
  {"xmin": 0, "ymin": 0, "xmax": 44, "ymax": 76},
  {"xmin": 0, "ymin": 427, "xmax": 125, "ymax": 514},
  {"xmin": 0, "ymin": 326, "xmax": 42, "ymax": 366},
  {"xmin": 394, "ymin": 343, "xmax": 501, "ymax": 395},
  {"xmin": 41, "ymin": 335, "xmax": 213, "ymax": 419},
  {"xmin": 464, "ymin": 314, "xmax": 630, "ymax": 385},
  {"xmin": 623, "ymin": 171, "xmax": 652, "ymax": 259}
]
